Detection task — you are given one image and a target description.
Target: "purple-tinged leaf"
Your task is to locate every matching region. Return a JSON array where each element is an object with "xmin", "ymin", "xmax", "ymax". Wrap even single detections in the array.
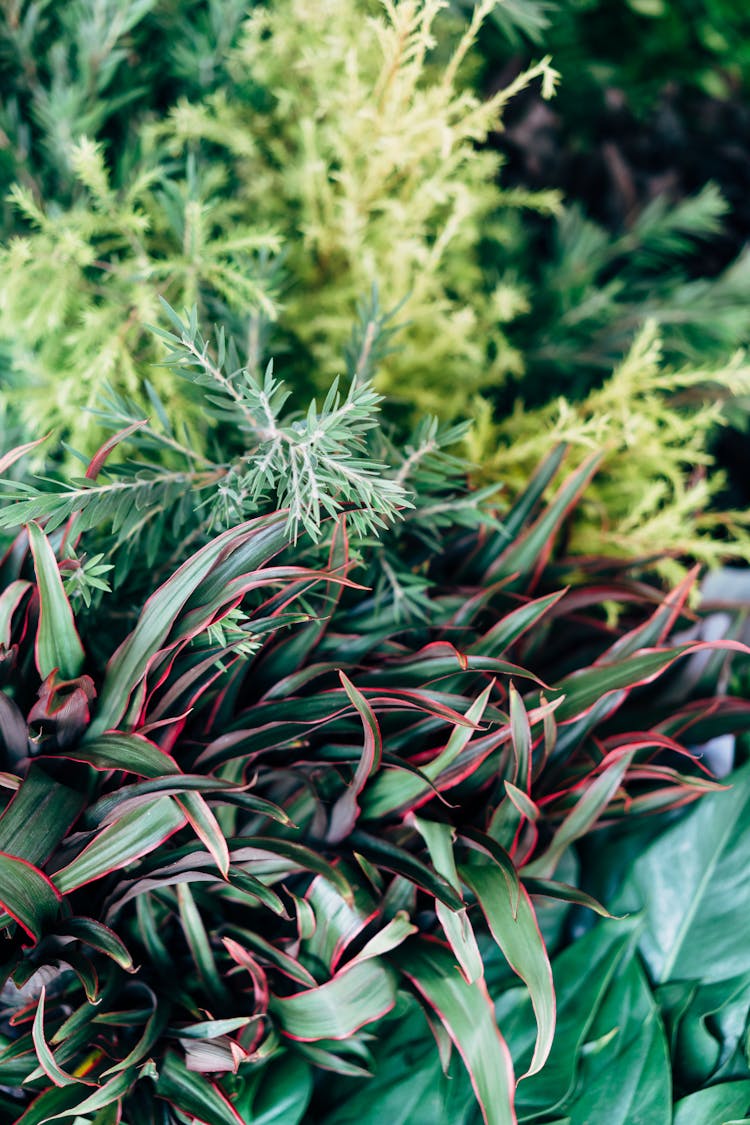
[
  {"xmin": 0, "ymin": 689, "xmax": 27, "ymax": 762},
  {"xmin": 67, "ymin": 735, "xmax": 229, "ymax": 875},
  {"xmin": 487, "ymin": 451, "xmax": 602, "ymax": 588},
  {"xmin": 222, "ymin": 937, "xmax": 271, "ymax": 1011},
  {"xmin": 85, "ymin": 774, "xmax": 241, "ymax": 827},
  {"xmin": 177, "ymin": 794, "xmax": 229, "ymax": 879},
  {"xmin": 470, "ymin": 444, "xmax": 567, "ymax": 576},
  {"xmin": 100, "ymin": 994, "xmax": 168, "ymax": 1078},
  {"xmin": 0, "ymin": 435, "xmax": 50, "ymax": 475},
  {"xmin": 394, "ymin": 939, "xmax": 516, "ymax": 1125},
  {"xmin": 509, "ymin": 684, "xmax": 531, "ymax": 792},
  {"xmin": 60, "ymin": 917, "xmax": 134, "ymax": 971},
  {"xmin": 271, "ymin": 960, "xmax": 397, "ymax": 1041},
  {"xmin": 413, "ymin": 817, "xmax": 483, "ymax": 984},
  {"xmin": 27, "ymin": 522, "xmax": 84, "ymax": 681},
  {"xmin": 53, "ymin": 797, "xmax": 185, "ymax": 893},
  {"xmin": 552, "ymin": 641, "xmax": 750, "ymax": 725},
  {"xmin": 177, "ymin": 884, "xmax": 229, "ymax": 1004},
  {"xmin": 48, "ymin": 1068, "xmax": 134, "ymax": 1118},
  {"xmin": 156, "ymin": 1050, "xmax": 245, "ymax": 1125},
  {"xmin": 458, "ymin": 828, "xmax": 520, "ymax": 915},
  {"xmin": 173, "ymin": 1016, "xmax": 257, "ymax": 1040},
  {"xmin": 225, "ymin": 928, "xmax": 316, "ymax": 989},
  {"xmin": 29, "ymin": 987, "xmax": 77, "ymax": 1087},
  {"xmin": 468, "ymin": 590, "xmax": 566, "ymax": 657},
  {"xmin": 525, "ymin": 748, "xmax": 637, "ymax": 877},
  {"xmin": 328, "ymin": 672, "xmax": 382, "ymax": 843},
  {"xmin": 361, "ymin": 684, "xmax": 493, "ymax": 819},
  {"xmin": 15, "ymin": 1085, "xmax": 85, "ymax": 1125},
  {"xmin": 304, "ymin": 877, "xmax": 376, "ymax": 973},
  {"xmin": 599, "ymin": 566, "xmax": 699, "ymax": 662},
  {"xmin": 85, "ymin": 421, "xmax": 148, "ymax": 481},
  {"xmin": 230, "ymin": 837, "xmax": 353, "ymax": 903},
  {"xmin": 504, "ymin": 782, "xmax": 540, "ymax": 823},
  {"xmin": 462, "ymin": 864, "xmax": 555, "ymax": 1077},
  {"xmin": 88, "ymin": 513, "xmax": 289, "ymax": 737},
  {"xmin": 0, "ymin": 578, "xmax": 31, "ymax": 647},
  {"xmin": 360, "ymin": 651, "xmax": 542, "ymax": 689},
  {"xmin": 349, "ymin": 831, "xmax": 464, "ymax": 911},
  {"xmin": 347, "ymin": 912, "xmax": 418, "ymax": 967},
  {"xmin": 523, "ymin": 878, "xmax": 618, "ymax": 918},
  {"xmin": 0, "ymin": 852, "xmax": 60, "ymax": 942}
]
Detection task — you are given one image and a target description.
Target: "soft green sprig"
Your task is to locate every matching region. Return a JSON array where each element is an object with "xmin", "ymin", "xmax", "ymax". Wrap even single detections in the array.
[{"xmin": 0, "ymin": 303, "xmax": 410, "ymax": 549}]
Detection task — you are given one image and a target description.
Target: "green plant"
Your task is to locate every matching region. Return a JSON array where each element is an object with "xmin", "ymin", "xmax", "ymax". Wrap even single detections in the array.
[
  {"xmin": 0, "ymin": 0, "xmax": 559, "ymax": 449},
  {"xmin": 468, "ymin": 321, "xmax": 750, "ymax": 579},
  {"xmin": 318, "ymin": 755, "xmax": 750, "ymax": 1123},
  {"xmin": 0, "ymin": 437, "xmax": 747, "ymax": 1122},
  {"xmin": 4, "ymin": 0, "xmax": 749, "ymax": 574}
]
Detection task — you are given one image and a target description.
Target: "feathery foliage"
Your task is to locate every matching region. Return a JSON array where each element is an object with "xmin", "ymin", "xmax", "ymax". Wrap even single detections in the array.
[{"xmin": 2, "ymin": 0, "xmax": 749, "ymax": 574}]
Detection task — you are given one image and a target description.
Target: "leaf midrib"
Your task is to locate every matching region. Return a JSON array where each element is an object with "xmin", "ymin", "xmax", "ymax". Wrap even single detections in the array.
[{"xmin": 658, "ymin": 794, "xmax": 741, "ymax": 982}]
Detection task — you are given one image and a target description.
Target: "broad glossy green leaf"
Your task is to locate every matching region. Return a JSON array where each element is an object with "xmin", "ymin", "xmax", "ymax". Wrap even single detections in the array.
[
  {"xmin": 506, "ymin": 922, "xmax": 637, "ymax": 1117},
  {"xmin": 0, "ymin": 852, "xmax": 60, "ymax": 942},
  {"xmin": 156, "ymin": 1051, "xmax": 244, "ymax": 1125},
  {"xmin": 27, "ymin": 522, "xmax": 85, "ymax": 680},
  {"xmin": 320, "ymin": 998, "xmax": 475, "ymax": 1125},
  {"xmin": 672, "ymin": 974, "xmax": 750, "ymax": 1088},
  {"xmin": 462, "ymin": 863, "xmax": 554, "ymax": 1077},
  {"xmin": 233, "ymin": 1055, "xmax": 313, "ymax": 1125},
  {"xmin": 53, "ymin": 797, "xmax": 185, "ymax": 893},
  {"xmin": 673, "ymin": 1081, "xmax": 750, "ymax": 1125},
  {"xmin": 613, "ymin": 763, "xmax": 750, "ymax": 984},
  {"xmin": 272, "ymin": 959, "xmax": 397, "ymax": 1041},
  {"xmin": 394, "ymin": 940, "xmax": 516, "ymax": 1125},
  {"xmin": 561, "ymin": 953, "xmax": 670, "ymax": 1125}
]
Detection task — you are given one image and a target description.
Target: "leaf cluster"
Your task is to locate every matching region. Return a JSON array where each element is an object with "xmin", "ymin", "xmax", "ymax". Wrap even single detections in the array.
[{"xmin": 0, "ymin": 448, "xmax": 747, "ymax": 1122}]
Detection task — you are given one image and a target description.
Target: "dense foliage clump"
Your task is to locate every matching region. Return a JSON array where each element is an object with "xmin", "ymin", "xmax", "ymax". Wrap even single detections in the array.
[
  {"xmin": 2, "ymin": 2, "xmax": 750, "ymax": 1122},
  {"xmin": 0, "ymin": 429, "xmax": 747, "ymax": 1123}
]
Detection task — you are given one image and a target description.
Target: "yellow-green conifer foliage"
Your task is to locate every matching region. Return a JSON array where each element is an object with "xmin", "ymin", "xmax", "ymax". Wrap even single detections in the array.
[
  {"xmin": 159, "ymin": 0, "xmax": 560, "ymax": 415},
  {"xmin": 1, "ymin": 0, "xmax": 748, "ymax": 570}
]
